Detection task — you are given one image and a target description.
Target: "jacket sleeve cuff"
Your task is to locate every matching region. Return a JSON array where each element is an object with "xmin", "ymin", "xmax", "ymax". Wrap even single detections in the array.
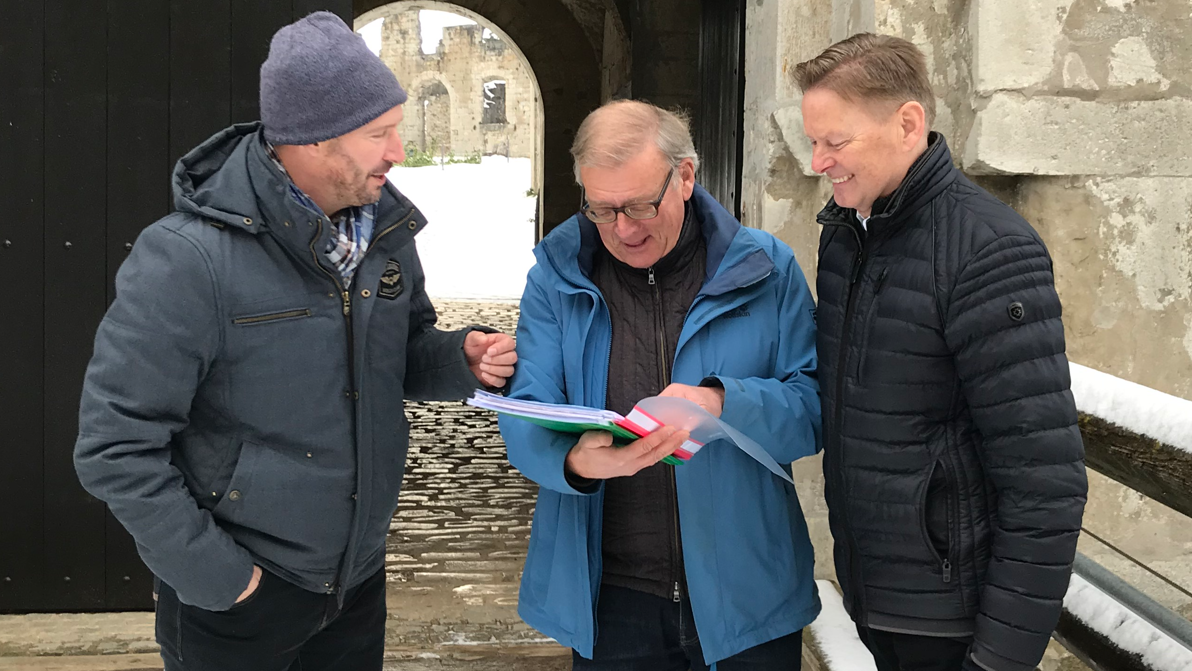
[{"xmin": 564, "ymin": 466, "xmax": 602, "ymax": 494}]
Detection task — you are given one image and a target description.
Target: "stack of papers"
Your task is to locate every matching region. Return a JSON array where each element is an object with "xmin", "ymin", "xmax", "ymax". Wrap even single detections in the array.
[{"xmin": 467, "ymin": 390, "xmax": 700, "ymax": 466}]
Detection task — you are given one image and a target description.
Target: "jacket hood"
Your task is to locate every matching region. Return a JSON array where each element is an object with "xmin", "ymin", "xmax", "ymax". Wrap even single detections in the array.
[{"xmin": 173, "ymin": 123, "xmax": 272, "ymax": 227}]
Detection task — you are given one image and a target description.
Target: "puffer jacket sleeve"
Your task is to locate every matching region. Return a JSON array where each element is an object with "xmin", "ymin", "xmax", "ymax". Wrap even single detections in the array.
[
  {"xmin": 499, "ymin": 266, "xmax": 600, "ymax": 496},
  {"xmin": 943, "ymin": 232, "xmax": 1087, "ymax": 671},
  {"xmin": 707, "ymin": 249, "xmax": 822, "ymax": 465},
  {"xmin": 403, "ymin": 242, "xmax": 488, "ymax": 401},
  {"xmin": 74, "ymin": 223, "xmax": 256, "ymax": 611}
]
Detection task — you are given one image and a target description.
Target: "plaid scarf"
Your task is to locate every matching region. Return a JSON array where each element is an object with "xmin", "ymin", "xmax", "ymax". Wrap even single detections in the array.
[{"xmin": 266, "ymin": 141, "xmax": 376, "ymax": 288}]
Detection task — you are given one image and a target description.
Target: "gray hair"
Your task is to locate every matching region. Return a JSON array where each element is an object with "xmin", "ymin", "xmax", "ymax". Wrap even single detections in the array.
[{"xmin": 570, "ymin": 100, "xmax": 700, "ymax": 186}]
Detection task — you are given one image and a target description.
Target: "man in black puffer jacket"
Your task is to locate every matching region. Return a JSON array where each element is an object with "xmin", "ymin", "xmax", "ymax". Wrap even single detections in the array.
[{"xmin": 796, "ymin": 34, "xmax": 1088, "ymax": 671}]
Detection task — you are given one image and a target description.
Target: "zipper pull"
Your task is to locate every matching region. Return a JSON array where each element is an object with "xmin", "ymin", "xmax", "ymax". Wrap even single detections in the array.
[
  {"xmin": 342, "ymin": 291, "xmax": 352, "ymax": 317},
  {"xmin": 942, "ymin": 559, "xmax": 952, "ymax": 583},
  {"xmin": 849, "ymin": 251, "xmax": 866, "ymax": 285},
  {"xmin": 648, "ymin": 268, "xmax": 656, "ymax": 286},
  {"xmin": 672, "ymin": 581, "xmax": 681, "ymax": 603},
  {"xmin": 874, "ymin": 267, "xmax": 889, "ymax": 293}
]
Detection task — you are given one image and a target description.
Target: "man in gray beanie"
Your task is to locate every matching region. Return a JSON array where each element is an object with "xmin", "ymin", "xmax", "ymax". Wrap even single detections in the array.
[{"xmin": 73, "ymin": 11, "xmax": 516, "ymax": 671}]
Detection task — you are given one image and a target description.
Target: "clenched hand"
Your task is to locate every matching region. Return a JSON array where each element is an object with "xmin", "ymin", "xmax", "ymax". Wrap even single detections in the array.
[{"xmin": 464, "ymin": 331, "xmax": 517, "ymax": 387}]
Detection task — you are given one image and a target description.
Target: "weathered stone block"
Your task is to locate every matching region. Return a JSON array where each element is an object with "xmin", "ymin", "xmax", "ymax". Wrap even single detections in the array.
[
  {"xmin": 971, "ymin": 0, "xmax": 1074, "ymax": 93},
  {"xmin": 1015, "ymin": 176, "xmax": 1192, "ymax": 400},
  {"xmin": 964, "ymin": 94, "xmax": 1192, "ymax": 177},
  {"xmin": 771, "ymin": 104, "xmax": 817, "ymax": 178}
]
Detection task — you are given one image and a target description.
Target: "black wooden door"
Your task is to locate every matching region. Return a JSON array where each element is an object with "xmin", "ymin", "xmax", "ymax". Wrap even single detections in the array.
[
  {"xmin": 0, "ymin": 0, "xmax": 352, "ymax": 613},
  {"xmin": 627, "ymin": 0, "xmax": 745, "ymax": 218},
  {"xmin": 696, "ymin": 0, "xmax": 746, "ymax": 218}
]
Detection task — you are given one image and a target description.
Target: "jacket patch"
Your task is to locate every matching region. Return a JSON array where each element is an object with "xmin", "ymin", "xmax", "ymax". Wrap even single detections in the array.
[
  {"xmin": 378, "ymin": 260, "xmax": 404, "ymax": 300},
  {"xmin": 1008, "ymin": 301, "xmax": 1025, "ymax": 322},
  {"xmin": 721, "ymin": 304, "xmax": 751, "ymax": 320}
]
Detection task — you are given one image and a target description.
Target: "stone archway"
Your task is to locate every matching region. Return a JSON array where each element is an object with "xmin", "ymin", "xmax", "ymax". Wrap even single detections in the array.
[{"xmin": 355, "ymin": 0, "xmax": 600, "ymax": 236}]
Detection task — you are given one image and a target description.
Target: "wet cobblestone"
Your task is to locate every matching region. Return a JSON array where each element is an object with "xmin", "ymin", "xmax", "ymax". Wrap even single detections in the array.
[{"xmin": 384, "ymin": 301, "xmax": 550, "ymax": 649}]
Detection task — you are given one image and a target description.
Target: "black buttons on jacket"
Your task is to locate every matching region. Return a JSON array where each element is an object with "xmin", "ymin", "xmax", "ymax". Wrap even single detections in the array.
[{"xmin": 1008, "ymin": 302, "xmax": 1025, "ymax": 321}]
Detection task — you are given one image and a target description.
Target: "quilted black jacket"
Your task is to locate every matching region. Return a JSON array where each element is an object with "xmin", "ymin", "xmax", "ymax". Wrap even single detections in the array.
[{"xmin": 816, "ymin": 133, "xmax": 1087, "ymax": 671}]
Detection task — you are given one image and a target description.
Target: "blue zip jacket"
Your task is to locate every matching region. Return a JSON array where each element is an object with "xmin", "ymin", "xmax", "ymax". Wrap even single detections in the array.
[{"xmin": 499, "ymin": 185, "xmax": 823, "ymax": 664}]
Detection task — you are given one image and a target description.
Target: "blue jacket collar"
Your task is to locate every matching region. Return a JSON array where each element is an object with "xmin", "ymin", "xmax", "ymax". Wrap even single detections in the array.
[{"xmin": 538, "ymin": 183, "xmax": 773, "ymax": 296}]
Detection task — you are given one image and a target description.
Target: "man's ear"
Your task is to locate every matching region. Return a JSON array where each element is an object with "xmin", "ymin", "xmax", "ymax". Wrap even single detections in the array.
[
  {"xmin": 678, "ymin": 157, "xmax": 697, "ymax": 199},
  {"xmin": 898, "ymin": 100, "xmax": 927, "ymax": 151}
]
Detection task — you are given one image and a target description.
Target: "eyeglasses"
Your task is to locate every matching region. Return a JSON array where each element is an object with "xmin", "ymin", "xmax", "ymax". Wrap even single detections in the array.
[{"xmin": 581, "ymin": 169, "xmax": 674, "ymax": 225}]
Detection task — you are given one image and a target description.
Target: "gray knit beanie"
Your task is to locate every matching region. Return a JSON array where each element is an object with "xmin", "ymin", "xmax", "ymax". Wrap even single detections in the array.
[{"xmin": 260, "ymin": 11, "xmax": 408, "ymax": 145}]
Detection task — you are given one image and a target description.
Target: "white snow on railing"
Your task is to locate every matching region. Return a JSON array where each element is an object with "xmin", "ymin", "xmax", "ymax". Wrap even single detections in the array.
[
  {"xmin": 1064, "ymin": 574, "xmax": 1192, "ymax": 670},
  {"xmin": 1069, "ymin": 363, "xmax": 1192, "ymax": 453},
  {"xmin": 809, "ymin": 581, "xmax": 878, "ymax": 670}
]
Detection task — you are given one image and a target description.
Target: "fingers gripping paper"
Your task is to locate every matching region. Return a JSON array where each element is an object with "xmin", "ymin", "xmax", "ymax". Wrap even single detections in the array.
[
  {"xmin": 632, "ymin": 397, "xmax": 794, "ymax": 485},
  {"xmin": 469, "ymin": 391, "xmax": 794, "ymax": 484}
]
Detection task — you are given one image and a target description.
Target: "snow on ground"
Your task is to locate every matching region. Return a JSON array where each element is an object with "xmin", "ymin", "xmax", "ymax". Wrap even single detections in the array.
[
  {"xmin": 386, "ymin": 156, "xmax": 537, "ymax": 301},
  {"xmin": 1064, "ymin": 574, "xmax": 1192, "ymax": 669},
  {"xmin": 1069, "ymin": 362, "xmax": 1192, "ymax": 453},
  {"xmin": 809, "ymin": 581, "xmax": 878, "ymax": 670}
]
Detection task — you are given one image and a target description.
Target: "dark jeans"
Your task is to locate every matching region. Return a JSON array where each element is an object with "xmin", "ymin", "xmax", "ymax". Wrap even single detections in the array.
[
  {"xmin": 573, "ymin": 584, "xmax": 803, "ymax": 671},
  {"xmin": 155, "ymin": 567, "xmax": 386, "ymax": 671},
  {"xmin": 855, "ymin": 626, "xmax": 971, "ymax": 671}
]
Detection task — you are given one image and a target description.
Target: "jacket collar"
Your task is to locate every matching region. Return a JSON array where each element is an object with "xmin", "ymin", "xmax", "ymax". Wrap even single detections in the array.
[
  {"xmin": 172, "ymin": 122, "xmax": 427, "ymax": 252},
  {"xmin": 595, "ymin": 200, "xmax": 702, "ymax": 279},
  {"xmin": 815, "ymin": 131, "xmax": 957, "ymax": 235},
  {"xmin": 539, "ymin": 183, "xmax": 773, "ymax": 296}
]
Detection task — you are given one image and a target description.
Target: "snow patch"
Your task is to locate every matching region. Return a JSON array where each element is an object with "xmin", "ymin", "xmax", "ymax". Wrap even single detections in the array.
[
  {"xmin": 809, "ymin": 581, "xmax": 878, "ymax": 670},
  {"xmin": 440, "ymin": 631, "xmax": 556, "ymax": 646},
  {"xmin": 387, "ymin": 157, "xmax": 536, "ymax": 301},
  {"xmin": 1070, "ymin": 362, "xmax": 1192, "ymax": 453},
  {"xmin": 1064, "ymin": 574, "xmax": 1192, "ymax": 669}
]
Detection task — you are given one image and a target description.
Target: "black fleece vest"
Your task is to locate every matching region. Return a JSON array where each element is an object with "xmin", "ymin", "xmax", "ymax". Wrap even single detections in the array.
[{"xmin": 590, "ymin": 205, "xmax": 705, "ymax": 600}]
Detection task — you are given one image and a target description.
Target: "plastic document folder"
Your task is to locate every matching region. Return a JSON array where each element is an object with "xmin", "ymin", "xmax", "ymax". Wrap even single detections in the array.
[
  {"xmin": 466, "ymin": 390, "xmax": 697, "ymax": 466},
  {"xmin": 468, "ymin": 390, "xmax": 794, "ymax": 484}
]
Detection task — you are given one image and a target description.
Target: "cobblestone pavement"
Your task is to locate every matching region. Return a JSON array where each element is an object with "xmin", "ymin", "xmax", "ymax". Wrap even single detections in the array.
[{"xmin": 382, "ymin": 301, "xmax": 552, "ymax": 651}]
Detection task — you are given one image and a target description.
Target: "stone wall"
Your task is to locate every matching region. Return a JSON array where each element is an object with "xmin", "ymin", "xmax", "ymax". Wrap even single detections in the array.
[
  {"xmin": 371, "ymin": 9, "xmax": 539, "ymax": 159},
  {"xmin": 744, "ymin": 0, "xmax": 1192, "ymax": 660},
  {"xmin": 744, "ymin": 0, "xmax": 1192, "ymax": 400}
]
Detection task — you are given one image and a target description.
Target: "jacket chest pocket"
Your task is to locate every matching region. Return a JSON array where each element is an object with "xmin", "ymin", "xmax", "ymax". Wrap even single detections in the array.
[
  {"xmin": 854, "ymin": 267, "xmax": 888, "ymax": 385},
  {"xmin": 231, "ymin": 308, "xmax": 312, "ymax": 326},
  {"xmin": 223, "ymin": 295, "xmax": 343, "ymax": 424}
]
